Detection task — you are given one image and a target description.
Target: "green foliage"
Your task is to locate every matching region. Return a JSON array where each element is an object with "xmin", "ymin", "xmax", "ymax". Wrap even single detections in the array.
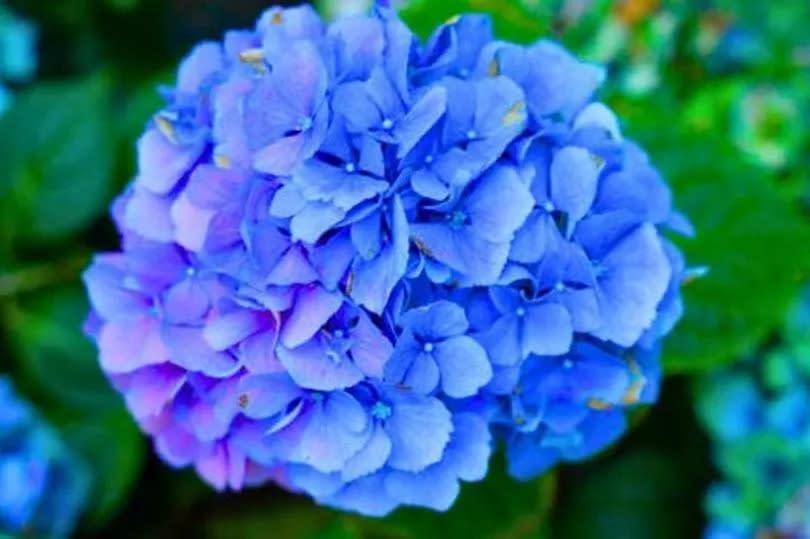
[
  {"xmin": 0, "ymin": 74, "xmax": 116, "ymax": 244},
  {"xmin": 5, "ymin": 286, "xmax": 146, "ymax": 529},
  {"xmin": 623, "ymin": 95, "xmax": 810, "ymax": 372}
]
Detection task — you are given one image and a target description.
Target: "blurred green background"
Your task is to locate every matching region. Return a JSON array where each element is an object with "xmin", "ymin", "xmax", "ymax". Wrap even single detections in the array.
[{"xmin": 0, "ymin": 0, "xmax": 808, "ymax": 537}]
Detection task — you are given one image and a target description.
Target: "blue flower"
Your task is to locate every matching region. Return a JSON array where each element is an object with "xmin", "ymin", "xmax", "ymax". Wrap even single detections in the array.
[
  {"xmin": 698, "ymin": 297, "xmax": 810, "ymax": 537},
  {"xmin": 384, "ymin": 300, "xmax": 492, "ymax": 398},
  {"xmin": 83, "ymin": 3, "xmax": 688, "ymax": 516},
  {"xmin": 0, "ymin": 378, "xmax": 90, "ymax": 538}
]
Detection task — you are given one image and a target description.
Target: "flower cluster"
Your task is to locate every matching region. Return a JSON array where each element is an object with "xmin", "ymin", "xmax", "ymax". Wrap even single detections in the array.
[
  {"xmin": 83, "ymin": 4, "xmax": 687, "ymax": 515},
  {"xmin": 698, "ymin": 296, "xmax": 810, "ymax": 539},
  {"xmin": 0, "ymin": 377, "xmax": 89, "ymax": 537}
]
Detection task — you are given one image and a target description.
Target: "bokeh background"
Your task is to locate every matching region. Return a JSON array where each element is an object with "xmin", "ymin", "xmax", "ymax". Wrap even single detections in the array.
[{"xmin": 0, "ymin": 0, "xmax": 808, "ymax": 537}]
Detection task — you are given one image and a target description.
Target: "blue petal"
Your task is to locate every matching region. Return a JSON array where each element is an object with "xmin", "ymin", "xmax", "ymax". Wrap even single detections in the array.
[
  {"xmin": 280, "ymin": 286, "xmax": 343, "ymax": 348},
  {"xmin": 464, "ymin": 165, "xmax": 534, "ymax": 244},
  {"xmin": 326, "ymin": 473, "xmax": 398, "ymax": 517},
  {"xmin": 434, "ymin": 336, "xmax": 493, "ymax": 398},
  {"xmin": 351, "ymin": 211, "xmax": 383, "ymax": 261},
  {"xmin": 350, "ymin": 196, "xmax": 409, "ymax": 314},
  {"xmin": 277, "ymin": 338, "xmax": 365, "ymax": 391},
  {"xmin": 384, "ymin": 391, "xmax": 452, "ymax": 472},
  {"xmin": 522, "ymin": 302, "xmax": 573, "ymax": 357},
  {"xmin": 293, "ymin": 392, "xmax": 369, "ymax": 473},
  {"xmin": 442, "ymin": 412, "xmax": 492, "ymax": 481},
  {"xmin": 341, "ymin": 424, "xmax": 392, "ymax": 482},
  {"xmin": 507, "ymin": 434, "xmax": 560, "ymax": 481},
  {"xmin": 593, "ymin": 224, "xmax": 671, "ymax": 347},
  {"xmin": 394, "ymin": 85, "xmax": 447, "ymax": 158},
  {"xmin": 400, "ymin": 300, "xmax": 469, "ymax": 340},
  {"xmin": 550, "ymin": 146, "xmax": 600, "ymax": 227},
  {"xmin": 237, "ymin": 373, "xmax": 302, "ymax": 420},
  {"xmin": 384, "ymin": 465, "xmax": 459, "ymax": 511},
  {"xmin": 290, "ymin": 202, "xmax": 346, "ymax": 244}
]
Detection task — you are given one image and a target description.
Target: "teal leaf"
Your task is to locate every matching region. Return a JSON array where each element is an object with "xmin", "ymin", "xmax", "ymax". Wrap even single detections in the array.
[
  {"xmin": 6, "ymin": 285, "xmax": 146, "ymax": 529},
  {"xmin": 0, "ymin": 74, "xmax": 116, "ymax": 243},
  {"xmin": 619, "ymin": 96, "xmax": 810, "ymax": 373}
]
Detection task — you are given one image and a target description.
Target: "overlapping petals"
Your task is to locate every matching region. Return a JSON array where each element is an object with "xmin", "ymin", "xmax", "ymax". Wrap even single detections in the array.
[{"xmin": 84, "ymin": 4, "xmax": 688, "ymax": 516}]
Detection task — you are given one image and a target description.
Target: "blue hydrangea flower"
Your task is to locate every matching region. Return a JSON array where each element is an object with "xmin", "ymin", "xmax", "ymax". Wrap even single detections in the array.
[
  {"xmin": 83, "ymin": 2, "xmax": 688, "ymax": 516},
  {"xmin": 0, "ymin": 377, "xmax": 89, "ymax": 537},
  {"xmin": 698, "ymin": 296, "xmax": 810, "ymax": 538}
]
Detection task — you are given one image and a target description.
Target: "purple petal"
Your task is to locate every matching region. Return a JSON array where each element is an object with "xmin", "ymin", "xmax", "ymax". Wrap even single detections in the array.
[
  {"xmin": 135, "ymin": 128, "xmax": 202, "ymax": 195},
  {"xmin": 99, "ymin": 318, "xmax": 168, "ymax": 373},
  {"xmin": 177, "ymin": 42, "xmax": 223, "ymax": 94},
  {"xmin": 293, "ymin": 392, "xmax": 369, "ymax": 473},
  {"xmin": 124, "ymin": 189, "xmax": 174, "ymax": 242},
  {"xmin": 171, "ymin": 194, "xmax": 215, "ymax": 252},
  {"xmin": 350, "ymin": 311, "xmax": 394, "ymax": 379},
  {"xmin": 277, "ymin": 339, "xmax": 365, "ymax": 391},
  {"xmin": 238, "ymin": 373, "xmax": 303, "ymax": 420},
  {"xmin": 163, "ymin": 278, "xmax": 210, "ymax": 324},
  {"xmin": 162, "ymin": 325, "xmax": 240, "ymax": 377},
  {"xmin": 280, "ymin": 286, "xmax": 344, "ymax": 348},
  {"xmin": 120, "ymin": 364, "xmax": 186, "ymax": 419},
  {"xmin": 240, "ymin": 327, "xmax": 283, "ymax": 374},
  {"xmin": 203, "ymin": 309, "xmax": 265, "ymax": 351}
]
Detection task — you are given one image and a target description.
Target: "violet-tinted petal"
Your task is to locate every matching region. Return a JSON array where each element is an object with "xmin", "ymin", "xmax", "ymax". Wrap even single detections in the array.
[{"xmin": 280, "ymin": 286, "xmax": 343, "ymax": 348}]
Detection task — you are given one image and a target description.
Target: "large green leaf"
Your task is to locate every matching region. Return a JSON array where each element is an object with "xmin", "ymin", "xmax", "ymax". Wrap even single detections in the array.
[
  {"xmin": 552, "ymin": 450, "xmax": 695, "ymax": 539},
  {"xmin": 399, "ymin": 0, "xmax": 548, "ymax": 43},
  {"xmin": 617, "ymin": 95, "xmax": 810, "ymax": 373},
  {"xmin": 0, "ymin": 74, "xmax": 116, "ymax": 243}
]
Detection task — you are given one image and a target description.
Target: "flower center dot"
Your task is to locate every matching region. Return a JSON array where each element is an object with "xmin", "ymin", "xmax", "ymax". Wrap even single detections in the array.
[
  {"xmin": 423, "ymin": 342, "xmax": 435, "ymax": 353},
  {"xmin": 344, "ymin": 163, "xmax": 356, "ymax": 173},
  {"xmin": 425, "ymin": 155, "xmax": 434, "ymax": 164},
  {"xmin": 466, "ymin": 129, "xmax": 478, "ymax": 140},
  {"xmin": 371, "ymin": 401, "xmax": 393, "ymax": 420},
  {"xmin": 543, "ymin": 201, "xmax": 555, "ymax": 212},
  {"xmin": 563, "ymin": 359, "xmax": 574, "ymax": 369},
  {"xmin": 516, "ymin": 307, "xmax": 526, "ymax": 317},
  {"xmin": 185, "ymin": 267, "xmax": 196, "ymax": 277},
  {"xmin": 554, "ymin": 282, "xmax": 565, "ymax": 292},
  {"xmin": 381, "ymin": 118, "xmax": 394, "ymax": 130},
  {"xmin": 334, "ymin": 329, "xmax": 345, "ymax": 339},
  {"xmin": 299, "ymin": 116, "xmax": 313, "ymax": 130}
]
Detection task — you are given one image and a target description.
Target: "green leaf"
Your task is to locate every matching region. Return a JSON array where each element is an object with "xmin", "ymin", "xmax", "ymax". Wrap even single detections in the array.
[
  {"xmin": 7, "ymin": 285, "xmax": 118, "ymax": 411},
  {"xmin": 0, "ymin": 74, "xmax": 116, "ymax": 243},
  {"xmin": 60, "ymin": 406, "xmax": 146, "ymax": 529},
  {"xmin": 368, "ymin": 454, "xmax": 556, "ymax": 539},
  {"xmin": 552, "ymin": 450, "xmax": 695, "ymax": 539},
  {"xmin": 6, "ymin": 285, "xmax": 146, "ymax": 529},
  {"xmin": 399, "ymin": 0, "xmax": 548, "ymax": 44},
  {"xmin": 617, "ymin": 96, "xmax": 810, "ymax": 373}
]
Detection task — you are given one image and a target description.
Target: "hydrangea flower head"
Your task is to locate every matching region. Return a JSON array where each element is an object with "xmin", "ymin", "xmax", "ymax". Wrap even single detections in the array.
[
  {"xmin": 84, "ymin": 3, "xmax": 688, "ymax": 515},
  {"xmin": 0, "ymin": 377, "xmax": 90, "ymax": 537},
  {"xmin": 699, "ymin": 295, "xmax": 810, "ymax": 538}
]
